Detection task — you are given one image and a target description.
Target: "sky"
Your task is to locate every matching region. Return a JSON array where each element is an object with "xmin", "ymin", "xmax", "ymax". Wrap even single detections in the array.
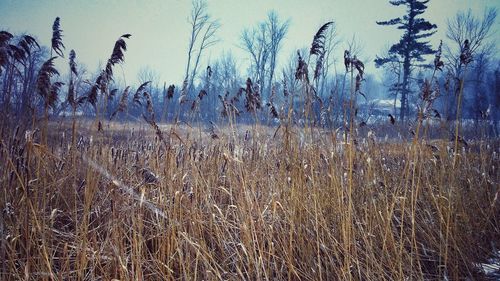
[{"xmin": 1, "ymin": 0, "xmax": 499, "ymax": 86}]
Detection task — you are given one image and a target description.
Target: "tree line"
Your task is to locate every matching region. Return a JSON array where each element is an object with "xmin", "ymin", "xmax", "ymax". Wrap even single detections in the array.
[{"xmin": 0, "ymin": 0, "xmax": 498, "ymax": 134}]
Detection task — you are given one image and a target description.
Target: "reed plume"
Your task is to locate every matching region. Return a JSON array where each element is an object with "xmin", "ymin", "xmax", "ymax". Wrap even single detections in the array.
[
  {"xmin": 434, "ymin": 40, "xmax": 444, "ymax": 71},
  {"xmin": 244, "ymin": 77, "xmax": 261, "ymax": 112},
  {"xmin": 179, "ymin": 78, "xmax": 188, "ymax": 104},
  {"xmin": 68, "ymin": 50, "xmax": 77, "ymax": 107},
  {"xmin": 110, "ymin": 86, "xmax": 130, "ymax": 120},
  {"xmin": 69, "ymin": 49, "xmax": 77, "ymax": 75},
  {"xmin": 295, "ymin": 51, "xmax": 309, "ymax": 82},
  {"xmin": 87, "ymin": 34, "xmax": 130, "ymax": 108},
  {"xmin": 166, "ymin": 84, "xmax": 175, "ymax": 99},
  {"xmin": 108, "ymin": 88, "xmax": 118, "ymax": 101},
  {"xmin": 310, "ymin": 21, "xmax": 333, "ymax": 79},
  {"xmin": 36, "ymin": 57, "xmax": 60, "ymax": 107},
  {"xmin": 0, "ymin": 31, "xmax": 13, "ymax": 72},
  {"xmin": 105, "ymin": 34, "xmax": 130, "ymax": 77},
  {"xmin": 143, "ymin": 91, "xmax": 155, "ymax": 120},
  {"xmin": 51, "ymin": 17, "xmax": 65, "ymax": 57},
  {"xmin": 133, "ymin": 81, "xmax": 151, "ymax": 105}
]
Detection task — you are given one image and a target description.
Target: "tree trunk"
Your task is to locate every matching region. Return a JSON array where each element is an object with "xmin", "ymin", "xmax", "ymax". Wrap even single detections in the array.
[{"xmin": 400, "ymin": 56, "xmax": 411, "ymax": 122}]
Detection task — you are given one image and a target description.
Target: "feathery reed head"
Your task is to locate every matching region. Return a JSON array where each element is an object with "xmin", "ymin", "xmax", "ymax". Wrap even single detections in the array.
[
  {"xmin": 179, "ymin": 78, "xmax": 188, "ymax": 104},
  {"xmin": 167, "ymin": 84, "xmax": 175, "ymax": 99},
  {"xmin": 36, "ymin": 57, "xmax": 60, "ymax": 106},
  {"xmin": 310, "ymin": 22, "xmax": 333, "ymax": 56},
  {"xmin": 460, "ymin": 39, "xmax": 472, "ymax": 65},
  {"xmin": 109, "ymin": 34, "xmax": 130, "ymax": 66},
  {"xmin": 0, "ymin": 31, "xmax": 13, "ymax": 45},
  {"xmin": 134, "ymin": 81, "xmax": 151, "ymax": 105},
  {"xmin": 51, "ymin": 17, "xmax": 65, "ymax": 57},
  {"xmin": 143, "ymin": 91, "xmax": 155, "ymax": 120},
  {"xmin": 198, "ymin": 89, "xmax": 207, "ymax": 100},
  {"xmin": 310, "ymin": 22, "xmax": 333, "ymax": 80},
  {"xmin": 17, "ymin": 35, "xmax": 39, "ymax": 60},
  {"xmin": 244, "ymin": 78, "xmax": 261, "ymax": 112},
  {"xmin": 344, "ymin": 50, "xmax": 350, "ymax": 72},
  {"xmin": 110, "ymin": 86, "xmax": 130, "ymax": 120},
  {"xmin": 69, "ymin": 49, "xmax": 77, "ymax": 76},
  {"xmin": 295, "ymin": 51, "xmax": 308, "ymax": 82},
  {"xmin": 48, "ymin": 81, "xmax": 64, "ymax": 108},
  {"xmin": 434, "ymin": 40, "xmax": 444, "ymax": 71}
]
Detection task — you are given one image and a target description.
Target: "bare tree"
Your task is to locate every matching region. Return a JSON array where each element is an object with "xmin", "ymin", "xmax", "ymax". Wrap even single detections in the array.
[
  {"xmin": 183, "ymin": 0, "xmax": 220, "ymax": 98},
  {"xmin": 445, "ymin": 8, "xmax": 497, "ymax": 77},
  {"xmin": 241, "ymin": 23, "xmax": 269, "ymax": 99},
  {"xmin": 266, "ymin": 11, "xmax": 289, "ymax": 98},
  {"xmin": 375, "ymin": 0, "xmax": 437, "ymax": 122},
  {"xmin": 444, "ymin": 8, "xmax": 497, "ymax": 119},
  {"xmin": 240, "ymin": 11, "xmax": 289, "ymax": 101}
]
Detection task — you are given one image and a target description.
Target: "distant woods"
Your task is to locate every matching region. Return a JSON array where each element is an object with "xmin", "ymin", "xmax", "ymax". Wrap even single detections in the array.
[{"xmin": 0, "ymin": 0, "xmax": 499, "ymax": 133}]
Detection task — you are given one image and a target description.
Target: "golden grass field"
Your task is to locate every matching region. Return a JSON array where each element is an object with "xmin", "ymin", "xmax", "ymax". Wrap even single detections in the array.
[{"xmin": 0, "ymin": 120, "xmax": 499, "ymax": 280}]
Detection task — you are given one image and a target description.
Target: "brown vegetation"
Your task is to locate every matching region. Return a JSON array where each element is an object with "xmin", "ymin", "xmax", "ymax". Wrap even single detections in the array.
[{"xmin": 0, "ymin": 120, "xmax": 498, "ymax": 280}]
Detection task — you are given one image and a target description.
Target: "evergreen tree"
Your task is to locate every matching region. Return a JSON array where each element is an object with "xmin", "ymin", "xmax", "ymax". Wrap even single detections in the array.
[{"xmin": 375, "ymin": 0, "xmax": 437, "ymax": 121}]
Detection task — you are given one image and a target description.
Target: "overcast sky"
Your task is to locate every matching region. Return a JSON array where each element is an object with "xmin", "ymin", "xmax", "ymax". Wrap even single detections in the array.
[{"xmin": 1, "ymin": 0, "xmax": 499, "ymax": 85}]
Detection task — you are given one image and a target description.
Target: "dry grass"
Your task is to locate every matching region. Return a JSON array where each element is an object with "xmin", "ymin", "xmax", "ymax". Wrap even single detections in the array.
[{"xmin": 0, "ymin": 120, "xmax": 498, "ymax": 280}]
